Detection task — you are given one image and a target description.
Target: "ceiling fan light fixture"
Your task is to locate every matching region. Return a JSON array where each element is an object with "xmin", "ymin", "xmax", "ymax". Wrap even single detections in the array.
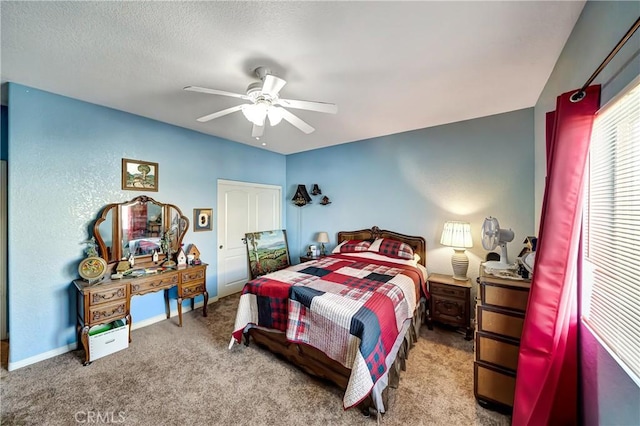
[
  {"xmin": 267, "ymin": 106, "xmax": 283, "ymax": 126},
  {"xmin": 241, "ymin": 103, "xmax": 268, "ymax": 126},
  {"xmin": 185, "ymin": 67, "xmax": 337, "ymax": 137}
]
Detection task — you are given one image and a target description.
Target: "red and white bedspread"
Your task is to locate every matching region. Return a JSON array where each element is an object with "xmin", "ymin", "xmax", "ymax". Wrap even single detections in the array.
[{"xmin": 230, "ymin": 252, "xmax": 428, "ymax": 412}]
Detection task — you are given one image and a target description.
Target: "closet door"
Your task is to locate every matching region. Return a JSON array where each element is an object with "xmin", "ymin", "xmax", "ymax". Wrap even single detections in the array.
[{"xmin": 217, "ymin": 180, "xmax": 281, "ymax": 298}]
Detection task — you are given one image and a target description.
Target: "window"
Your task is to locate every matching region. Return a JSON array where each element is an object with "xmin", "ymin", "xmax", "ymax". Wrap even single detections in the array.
[{"xmin": 582, "ymin": 77, "xmax": 640, "ymax": 383}]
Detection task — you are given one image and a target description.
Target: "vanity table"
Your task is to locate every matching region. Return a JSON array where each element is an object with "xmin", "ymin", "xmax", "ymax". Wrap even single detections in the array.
[
  {"xmin": 74, "ymin": 263, "xmax": 207, "ymax": 365},
  {"xmin": 74, "ymin": 195, "xmax": 208, "ymax": 365}
]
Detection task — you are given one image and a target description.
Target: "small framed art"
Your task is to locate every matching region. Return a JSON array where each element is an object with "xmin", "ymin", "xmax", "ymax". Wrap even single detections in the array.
[
  {"xmin": 122, "ymin": 158, "xmax": 158, "ymax": 192},
  {"xmin": 193, "ymin": 208, "xmax": 213, "ymax": 232}
]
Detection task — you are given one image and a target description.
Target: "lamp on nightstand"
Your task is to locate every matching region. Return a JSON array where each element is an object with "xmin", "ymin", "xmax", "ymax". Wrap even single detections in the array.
[
  {"xmin": 316, "ymin": 232, "xmax": 329, "ymax": 256},
  {"xmin": 440, "ymin": 221, "xmax": 473, "ymax": 280}
]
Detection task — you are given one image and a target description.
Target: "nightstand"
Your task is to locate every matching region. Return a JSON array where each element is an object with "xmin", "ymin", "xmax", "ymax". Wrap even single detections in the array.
[
  {"xmin": 299, "ymin": 255, "xmax": 323, "ymax": 263},
  {"xmin": 427, "ymin": 273, "xmax": 472, "ymax": 340}
]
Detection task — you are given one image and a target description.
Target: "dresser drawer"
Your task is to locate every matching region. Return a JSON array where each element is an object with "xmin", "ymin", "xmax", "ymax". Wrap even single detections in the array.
[
  {"xmin": 477, "ymin": 306, "xmax": 525, "ymax": 340},
  {"xmin": 89, "ymin": 284, "xmax": 127, "ymax": 306},
  {"xmin": 181, "ymin": 282, "xmax": 205, "ymax": 298},
  {"xmin": 476, "ymin": 331, "xmax": 520, "ymax": 371},
  {"xmin": 481, "ymin": 282, "xmax": 529, "ymax": 312},
  {"xmin": 431, "ymin": 283, "xmax": 467, "ymax": 299},
  {"xmin": 474, "ymin": 361, "xmax": 516, "ymax": 409},
  {"xmin": 130, "ymin": 274, "xmax": 178, "ymax": 294},
  {"xmin": 181, "ymin": 268, "xmax": 205, "ymax": 284},
  {"xmin": 89, "ymin": 300, "xmax": 127, "ymax": 324}
]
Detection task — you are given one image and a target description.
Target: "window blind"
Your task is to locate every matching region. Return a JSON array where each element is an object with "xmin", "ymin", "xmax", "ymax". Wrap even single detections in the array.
[{"xmin": 583, "ymin": 77, "xmax": 640, "ymax": 382}]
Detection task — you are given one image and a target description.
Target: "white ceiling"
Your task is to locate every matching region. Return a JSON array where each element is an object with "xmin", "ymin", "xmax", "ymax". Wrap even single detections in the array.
[{"xmin": 1, "ymin": 1, "xmax": 585, "ymax": 155}]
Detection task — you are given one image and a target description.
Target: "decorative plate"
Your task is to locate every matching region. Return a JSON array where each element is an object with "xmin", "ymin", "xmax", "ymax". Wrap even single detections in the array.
[{"xmin": 78, "ymin": 256, "xmax": 108, "ymax": 283}]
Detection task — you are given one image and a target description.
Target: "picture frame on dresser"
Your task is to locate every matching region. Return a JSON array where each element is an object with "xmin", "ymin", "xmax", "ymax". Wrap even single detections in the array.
[{"xmin": 121, "ymin": 158, "xmax": 158, "ymax": 191}]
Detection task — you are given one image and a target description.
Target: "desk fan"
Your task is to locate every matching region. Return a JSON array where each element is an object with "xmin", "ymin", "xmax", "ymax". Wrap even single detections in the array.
[{"xmin": 481, "ymin": 217, "xmax": 515, "ymax": 270}]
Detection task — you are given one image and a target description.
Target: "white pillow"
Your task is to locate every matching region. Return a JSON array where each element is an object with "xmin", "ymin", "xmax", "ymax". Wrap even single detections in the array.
[
  {"xmin": 331, "ymin": 240, "xmax": 348, "ymax": 254},
  {"xmin": 368, "ymin": 238, "xmax": 383, "ymax": 252}
]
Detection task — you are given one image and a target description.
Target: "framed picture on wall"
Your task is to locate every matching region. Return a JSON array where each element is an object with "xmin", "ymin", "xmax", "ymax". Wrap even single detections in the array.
[
  {"xmin": 121, "ymin": 158, "xmax": 158, "ymax": 192},
  {"xmin": 193, "ymin": 208, "xmax": 213, "ymax": 232}
]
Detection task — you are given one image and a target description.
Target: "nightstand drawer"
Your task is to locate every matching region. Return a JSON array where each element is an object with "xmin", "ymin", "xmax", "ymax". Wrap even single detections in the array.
[
  {"xmin": 432, "ymin": 295, "xmax": 467, "ymax": 326},
  {"xmin": 89, "ymin": 300, "xmax": 127, "ymax": 324},
  {"xmin": 431, "ymin": 283, "xmax": 467, "ymax": 299},
  {"xmin": 130, "ymin": 274, "xmax": 178, "ymax": 294},
  {"xmin": 89, "ymin": 284, "xmax": 127, "ymax": 306},
  {"xmin": 181, "ymin": 282, "xmax": 205, "ymax": 297},
  {"xmin": 181, "ymin": 268, "xmax": 205, "ymax": 284}
]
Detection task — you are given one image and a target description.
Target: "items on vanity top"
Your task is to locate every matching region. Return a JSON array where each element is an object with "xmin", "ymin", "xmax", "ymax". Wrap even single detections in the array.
[{"xmin": 75, "ymin": 196, "xmax": 208, "ymax": 365}]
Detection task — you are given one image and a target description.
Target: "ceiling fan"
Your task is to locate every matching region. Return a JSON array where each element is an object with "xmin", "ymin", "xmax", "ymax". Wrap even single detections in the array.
[{"xmin": 184, "ymin": 67, "xmax": 337, "ymax": 139}]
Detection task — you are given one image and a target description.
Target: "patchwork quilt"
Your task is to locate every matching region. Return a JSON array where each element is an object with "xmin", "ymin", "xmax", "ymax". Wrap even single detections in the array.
[{"xmin": 230, "ymin": 253, "xmax": 427, "ymax": 411}]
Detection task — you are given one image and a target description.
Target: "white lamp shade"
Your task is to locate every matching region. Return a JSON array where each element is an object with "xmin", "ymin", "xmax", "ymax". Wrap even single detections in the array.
[
  {"xmin": 267, "ymin": 106, "xmax": 284, "ymax": 126},
  {"xmin": 316, "ymin": 232, "xmax": 329, "ymax": 243},
  {"xmin": 241, "ymin": 103, "xmax": 268, "ymax": 126},
  {"xmin": 440, "ymin": 221, "xmax": 473, "ymax": 248}
]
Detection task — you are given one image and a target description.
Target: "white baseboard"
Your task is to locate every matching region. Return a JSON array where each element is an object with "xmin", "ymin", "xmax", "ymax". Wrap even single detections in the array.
[
  {"xmin": 8, "ymin": 295, "xmax": 219, "ymax": 371},
  {"xmin": 131, "ymin": 295, "xmax": 218, "ymax": 330},
  {"xmin": 8, "ymin": 342, "xmax": 77, "ymax": 371}
]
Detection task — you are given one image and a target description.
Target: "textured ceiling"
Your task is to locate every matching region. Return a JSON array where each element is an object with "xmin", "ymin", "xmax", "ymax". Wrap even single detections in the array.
[{"xmin": 0, "ymin": 1, "xmax": 585, "ymax": 154}]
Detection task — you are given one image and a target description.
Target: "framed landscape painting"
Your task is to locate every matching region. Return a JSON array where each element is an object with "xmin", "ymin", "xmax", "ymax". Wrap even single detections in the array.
[
  {"xmin": 122, "ymin": 158, "xmax": 158, "ymax": 192},
  {"xmin": 245, "ymin": 229, "xmax": 290, "ymax": 279}
]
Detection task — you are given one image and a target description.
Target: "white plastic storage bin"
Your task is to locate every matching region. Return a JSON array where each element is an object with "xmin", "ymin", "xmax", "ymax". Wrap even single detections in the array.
[{"xmin": 88, "ymin": 319, "xmax": 129, "ymax": 361}]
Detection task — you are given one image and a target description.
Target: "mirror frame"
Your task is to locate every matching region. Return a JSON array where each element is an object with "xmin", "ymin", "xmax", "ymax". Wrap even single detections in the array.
[{"xmin": 93, "ymin": 195, "xmax": 189, "ymax": 264}]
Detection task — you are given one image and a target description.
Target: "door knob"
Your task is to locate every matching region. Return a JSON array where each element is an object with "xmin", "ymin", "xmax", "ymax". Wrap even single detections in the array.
[{"xmin": 219, "ymin": 245, "xmax": 223, "ymax": 249}]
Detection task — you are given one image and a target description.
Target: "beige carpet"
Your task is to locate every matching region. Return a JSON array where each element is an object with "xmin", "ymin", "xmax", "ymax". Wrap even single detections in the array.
[{"xmin": 1, "ymin": 294, "xmax": 510, "ymax": 425}]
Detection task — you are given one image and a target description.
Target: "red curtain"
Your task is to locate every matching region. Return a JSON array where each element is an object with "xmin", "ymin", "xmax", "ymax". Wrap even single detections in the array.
[{"xmin": 512, "ymin": 85, "xmax": 600, "ymax": 425}]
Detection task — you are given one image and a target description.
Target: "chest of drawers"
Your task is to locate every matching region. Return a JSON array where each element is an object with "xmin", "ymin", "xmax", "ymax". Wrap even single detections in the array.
[{"xmin": 474, "ymin": 269, "xmax": 530, "ymax": 413}]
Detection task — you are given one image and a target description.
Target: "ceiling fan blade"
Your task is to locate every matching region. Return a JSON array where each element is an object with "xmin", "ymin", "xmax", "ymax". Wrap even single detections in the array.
[
  {"xmin": 280, "ymin": 108, "xmax": 315, "ymax": 134},
  {"xmin": 252, "ymin": 124, "xmax": 265, "ymax": 138},
  {"xmin": 276, "ymin": 98, "xmax": 337, "ymax": 114},
  {"xmin": 196, "ymin": 105, "xmax": 244, "ymax": 122},
  {"xmin": 261, "ymin": 75, "xmax": 287, "ymax": 96},
  {"xmin": 184, "ymin": 86, "xmax": 249, "ymax": 100}
]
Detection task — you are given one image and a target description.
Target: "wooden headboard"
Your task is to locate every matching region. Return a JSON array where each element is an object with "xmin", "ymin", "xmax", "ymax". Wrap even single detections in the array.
[{"xmin": 336, "ymin": 226, "xmax": 427, "ymax": 267}]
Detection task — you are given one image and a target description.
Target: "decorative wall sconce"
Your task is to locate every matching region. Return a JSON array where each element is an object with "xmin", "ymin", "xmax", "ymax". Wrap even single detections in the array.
[
  {"xmin": 311, "ymin": 184, "xmax": 322, "ymax": 196},
  {"xmin": 292, "ymin": 184, "xmax": 312, "ymax": 206}
]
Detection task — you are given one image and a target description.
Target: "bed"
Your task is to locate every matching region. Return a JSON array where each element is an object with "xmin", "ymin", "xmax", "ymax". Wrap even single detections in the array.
[{"xmin": 229, "ymin": 226, "xmax": 428, "ymax": 416}]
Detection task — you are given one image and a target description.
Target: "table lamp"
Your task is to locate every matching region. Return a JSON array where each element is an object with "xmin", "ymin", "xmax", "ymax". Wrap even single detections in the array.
[
  {"xmin": 316, "ymin": 232, "xmax": 329, "ymax": 256},
  {"xmin": 440, "ymin": 221, "xmax": 473, "ymax": 280}
]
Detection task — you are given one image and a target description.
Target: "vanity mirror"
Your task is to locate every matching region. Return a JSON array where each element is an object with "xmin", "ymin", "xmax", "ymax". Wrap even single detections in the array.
[{"xmin": 93, "ymin": 195, "xmax": 189, "ymax": 264}]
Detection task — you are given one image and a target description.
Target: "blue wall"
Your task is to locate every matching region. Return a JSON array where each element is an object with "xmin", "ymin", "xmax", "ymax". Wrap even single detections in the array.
[
  {"xmin": 286, "ymin": 108, "xmax": 535, "ymax": 283},
  {"xmin": 6, "ymin": 81, "xmax": 536, "ymax": 369},
  {"xmin": 532, "ymin": 1, "xmax": 640, "ymax": 424},
  {"xmin": 6, "ymin": 83, "xmax": 286, "ymax": 366},
  {"xmin": 1, "ymin": 105, "xmax": 7, "ymax": 160}
]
